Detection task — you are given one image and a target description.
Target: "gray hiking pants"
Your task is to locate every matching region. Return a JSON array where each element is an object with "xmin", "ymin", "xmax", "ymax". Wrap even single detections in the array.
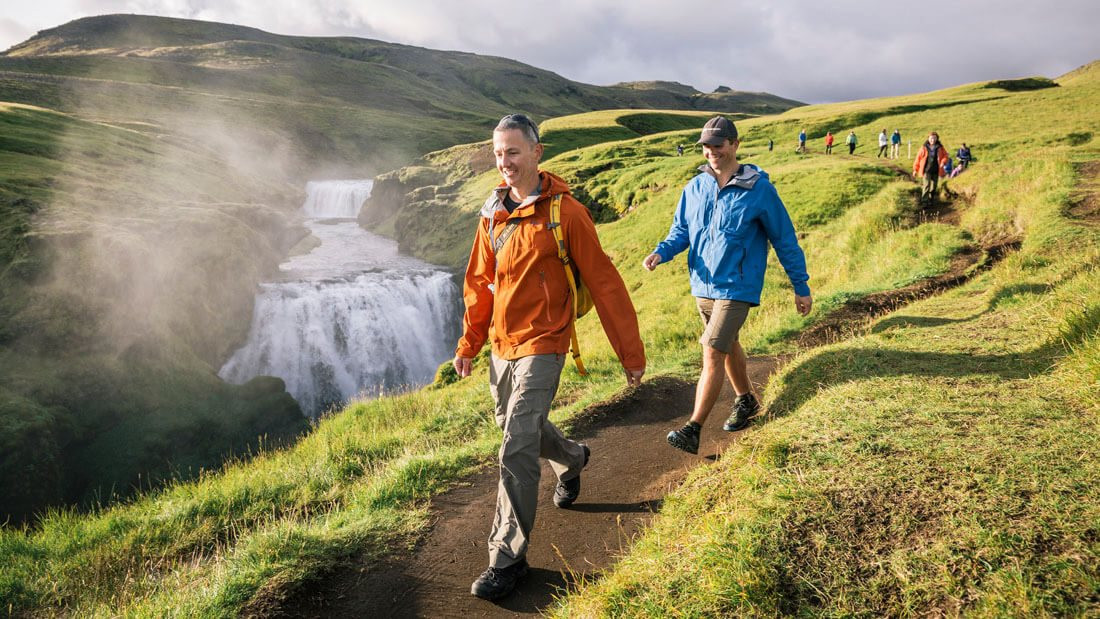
[{"xmin": 487, "ymin": 353, "xmax": 587, "ymax": 568}]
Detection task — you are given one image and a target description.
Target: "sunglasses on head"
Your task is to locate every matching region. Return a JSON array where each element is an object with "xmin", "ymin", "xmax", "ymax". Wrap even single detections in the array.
[{"xmin": 500, "ymin": 114, "xmax": 540, "ymax": 143}]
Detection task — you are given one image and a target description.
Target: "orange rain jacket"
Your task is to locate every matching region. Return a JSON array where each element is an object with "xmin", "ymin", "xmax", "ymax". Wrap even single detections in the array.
[
  {"xmin": 912, "ymin": 141, "xmax": 950, "ymax": 178},
  {"xmin": 456, "ymin": 171, "xmax": 645, "ymax": 371}
]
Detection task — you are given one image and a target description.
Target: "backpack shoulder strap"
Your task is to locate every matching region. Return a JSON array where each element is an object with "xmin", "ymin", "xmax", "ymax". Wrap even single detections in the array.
[
  {"xmin": 548, "ymin": 194, "xmax": 569, "ymax": 263},
  {"xmin": 491, "ymin": 219, "xmax": 520, "ymax": 254},
  {"xmin": 548, "ymin": 194, "xmax": 588, "ymax": 376}
]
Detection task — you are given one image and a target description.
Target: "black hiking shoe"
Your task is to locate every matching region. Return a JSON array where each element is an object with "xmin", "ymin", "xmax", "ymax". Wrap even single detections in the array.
[
  {"xmin": 553, "ymin": 444, "xmax": 590, "ymax": 508},
  {"xmin": 723, "ymin": 393, "xmax": 760, "ymax": 432},
  {"xmin": 470, "ymin": 558, "xmax": 529, "ymax": 600},
  {"xmin": 666, "ymin": 422, "xmax": 701, "ymax": 454}
]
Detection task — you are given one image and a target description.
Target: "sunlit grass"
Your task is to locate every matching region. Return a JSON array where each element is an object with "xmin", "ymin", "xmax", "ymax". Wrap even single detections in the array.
[{"xmin": 550, "ymin": 68, "xmax": 1100, "ymax": 615}]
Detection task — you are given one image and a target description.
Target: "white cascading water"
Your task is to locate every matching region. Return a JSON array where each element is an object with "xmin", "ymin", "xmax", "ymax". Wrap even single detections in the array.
[
  {"xmin": 219, "ymin": 180, "xmax": 459, "ymax": 418},
  {"xmin": 301, "ymin": 180, "xmax": 373, "ymax": 218}
]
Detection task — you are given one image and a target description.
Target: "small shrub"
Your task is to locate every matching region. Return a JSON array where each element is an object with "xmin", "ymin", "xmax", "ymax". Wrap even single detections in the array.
[{"xmin": 983, "ymin": 77, "xmax": 1058, "ymax": 91}]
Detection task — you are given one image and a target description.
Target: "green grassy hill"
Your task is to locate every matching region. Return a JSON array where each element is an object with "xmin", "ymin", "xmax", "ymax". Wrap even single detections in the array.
[
  {"xmin": 1, "ymin": 14, "xmax": 802, "ymax": 177},
  {"xmin": 358, "ymin": 109, "xmax": 735, "ymax": 266},
  {"xmin": 0, "ymin": 56, "xmax": 1095, "ymax": 615}
]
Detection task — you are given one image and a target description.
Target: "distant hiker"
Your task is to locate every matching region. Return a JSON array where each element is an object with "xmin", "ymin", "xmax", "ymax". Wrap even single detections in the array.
[
  {"xmin": 825, "ymin": 131, "xmax": 835, "ymax": 154},
  {"xmin": 642, "ymin": 116, "xmax": 812, "ymax": 455},
  {"xmin": 912, "ymin": 131, "xmax": 950, "ymax": 206},
  {"xmin": 454, "ymin": 113, "xmax": 646, "ymax": 600},
  {"xmin": 891, "ymin": 129, "xmax": 902, "ymax": 158},
  {"xmin": 846, "ymin": 130, "xmax": 858, "ymax": 154},
  {"xmin": 943, "ymin": 156, "xmax": 954, "ymax": 177},
  {"xmin": 950, "ymin": 158, "xmax": 965, "ymax": 178},
  {"xmin": 797, "ymin": 128, "xmax": 807, "ymax": 153},
  {"xmin": 768, "ymin": 138, "xmax": 774, "ymax": 151},
  {"xmin": 956, "ymin": 142, "xmax": 972, "ymax": 168},
  {"xmin": 877, "ymin": 129, "xmax": 889, "ymax": 157},
  {"xmin": 677, "ymin": 144, "xmax": 684, "ymax": 156}
]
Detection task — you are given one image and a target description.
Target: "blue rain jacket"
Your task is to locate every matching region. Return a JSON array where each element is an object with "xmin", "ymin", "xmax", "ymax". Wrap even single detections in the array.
[{"xmin": 653, "ymin": 164, "xmax": 810, "ymax": 305}]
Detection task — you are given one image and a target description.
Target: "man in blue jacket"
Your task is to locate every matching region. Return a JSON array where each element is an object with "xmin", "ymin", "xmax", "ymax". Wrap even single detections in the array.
[{"xmin": 643, "ymin": 116, "xmax": 812, "ymax": 454}]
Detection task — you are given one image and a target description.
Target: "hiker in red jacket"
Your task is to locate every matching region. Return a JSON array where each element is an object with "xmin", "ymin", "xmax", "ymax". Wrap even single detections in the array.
[
  {"xmin": 455, "ymin": 113, "xmax": 646, "ymax": 600},
  {"xmin": 912, "ymin": 131, "xmax": 950, "ymax": 206},
  {"xmin": 825, "ymin": 131, "xmax": 835, "ymax": 155}
]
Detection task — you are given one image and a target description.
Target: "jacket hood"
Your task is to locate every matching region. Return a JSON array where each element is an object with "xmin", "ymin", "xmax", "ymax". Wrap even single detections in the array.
[
  {"xmin": 479, "ymin": 170, "xmax": 572, "ymax": 219},
  {"xmin": 697, "ymin": 162, "xmax": 764, "ymax": 190}
]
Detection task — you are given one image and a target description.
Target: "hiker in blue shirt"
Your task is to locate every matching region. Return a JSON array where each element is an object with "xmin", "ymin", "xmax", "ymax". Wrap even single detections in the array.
[
  {"xmin": 956, "ymin": 143, "xmax": 972, "ymax": 168},
  {"xmin": 891, "ymin": 129, "xmax": 902, "ymax": 159},
  {"xmin": 643, "ymin": 116, "xmax": 812, "ymax": 455},
  {"xmin": 797, "ymin": 128, "xmax": 807, "ymax": 153}
]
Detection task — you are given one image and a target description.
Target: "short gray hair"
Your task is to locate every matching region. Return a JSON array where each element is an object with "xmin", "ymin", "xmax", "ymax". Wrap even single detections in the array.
[{"xmin": 495, "ymin": 114, "xmax": 540, "ymax": 144}]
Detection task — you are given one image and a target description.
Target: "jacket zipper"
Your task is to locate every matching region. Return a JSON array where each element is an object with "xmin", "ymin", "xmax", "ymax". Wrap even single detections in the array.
[
  {"xmin": 707, "ymin": 183, "xmax": 726, "ymax": 287},
  {"xmin": 539, "ymin": 270, "xmax": 552, "ymax": 322}
]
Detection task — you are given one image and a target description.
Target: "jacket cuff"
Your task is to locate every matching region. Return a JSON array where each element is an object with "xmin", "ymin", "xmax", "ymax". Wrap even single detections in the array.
[
  {"xmin": 455, "ymin": 344, "xmax": 482, "ymax": 359},
  {"xmin": 793, "ymin": 282, "xmax": 811, "ymax": 297}
]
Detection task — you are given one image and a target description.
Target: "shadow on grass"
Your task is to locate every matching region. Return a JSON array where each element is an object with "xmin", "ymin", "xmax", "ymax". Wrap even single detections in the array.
[
  {"xmin": 871, "ymin": 281, "xmax": 1056, "ymax": 335},
  {"xmin": 871, "ymin": 314, "xmax": 981, "ymax": 332},
  {"xmin": 988, "ymin": 282, "xmax": 1054, "ymax": 307},
  {"xmin": 768, "ymin": 341, "xmax": 1062, "ymax": 418},
  {"xmin": 541, "ymin": 126, "xmax": 640, "ymax": 159}
]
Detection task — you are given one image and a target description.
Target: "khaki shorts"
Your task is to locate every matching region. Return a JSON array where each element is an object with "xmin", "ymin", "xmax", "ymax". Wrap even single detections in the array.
[{"xmin": 696, "ymin": 297, "xmax": 751, "ymax": 354}]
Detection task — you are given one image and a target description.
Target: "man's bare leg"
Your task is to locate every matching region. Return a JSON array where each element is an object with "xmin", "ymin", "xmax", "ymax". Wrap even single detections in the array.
[
  {"xmin": 724, "ymin": 341, "xmax": 752, "ymax": 397},
  {"xmin": 689, "ymin": 345, "xmax": 726, "ymax": 425}
]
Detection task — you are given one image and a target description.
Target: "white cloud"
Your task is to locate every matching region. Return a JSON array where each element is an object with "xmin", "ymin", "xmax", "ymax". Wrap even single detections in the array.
[
  {"xmin": 2, "ymin": 0, "xmax": 1099, "ymax": 102},
  {"xmin": 0, "ymin": 18, "xmax": 34, "ymax": 52}
]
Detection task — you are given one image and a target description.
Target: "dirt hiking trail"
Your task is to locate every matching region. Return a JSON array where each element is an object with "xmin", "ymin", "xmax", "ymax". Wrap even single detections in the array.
[{"xmin": 273, "ymin": 359, "xmax": 778, "ymax": 618}]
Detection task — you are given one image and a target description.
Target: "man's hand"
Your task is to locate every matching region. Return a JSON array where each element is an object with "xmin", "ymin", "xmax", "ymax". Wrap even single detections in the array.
[
  {"xmin": 642, "ymin": 253, "xmax": 662, "ymax": 271},
  {"xmin": 795, "ymin": 294, "xmax": 813, "ymax": 316},
  {"xmin": 625, "ymin": 366, "xmax": 645, "ymax": 387},
  {"xmin": 453, "ymin": 355, "xmax": 473, "ymax": 378}
]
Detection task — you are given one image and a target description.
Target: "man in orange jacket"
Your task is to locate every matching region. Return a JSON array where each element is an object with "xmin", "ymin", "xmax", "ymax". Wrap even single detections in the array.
[
  {"xmin": 454, "ymin": 114, "xmax": 646, "ymax": 600},
  {"xmin": 912, "ymin": 131, "xmax": 950, "ymax": 206}
]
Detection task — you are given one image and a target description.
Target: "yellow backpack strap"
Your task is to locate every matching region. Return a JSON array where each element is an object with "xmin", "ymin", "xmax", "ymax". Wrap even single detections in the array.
[{"xmin": 549, "ymin": 194, "xmax": 587, "ymax": 376}]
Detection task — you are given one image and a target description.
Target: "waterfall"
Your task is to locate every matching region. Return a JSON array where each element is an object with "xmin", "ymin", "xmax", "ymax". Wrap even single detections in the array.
[
  {"xmin": 219, "ymin": 179, "xmax": 459, "ymax": 418},
  {"xmin": 301, "ymin": 180, "xmax": 374, "ymax": 218},
  {"xmin": 219, "ymin": 271, "xmax": 458, "ymax": 416}
]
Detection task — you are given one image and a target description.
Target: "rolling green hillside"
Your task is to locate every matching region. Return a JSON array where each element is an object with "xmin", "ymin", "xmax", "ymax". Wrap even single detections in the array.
[
  {"xmin": 1, "ymin": 14, "xmax": 802, "ymax": 178},
  {"xmin": 0, "ymin": 57, "xmax": 1095, "ymax": 616}
]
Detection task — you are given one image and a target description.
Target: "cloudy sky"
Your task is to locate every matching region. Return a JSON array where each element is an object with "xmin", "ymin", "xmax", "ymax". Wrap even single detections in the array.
[{"xmin": 3, "ymin": 0, "xmax": 1099, "ymax": 103}]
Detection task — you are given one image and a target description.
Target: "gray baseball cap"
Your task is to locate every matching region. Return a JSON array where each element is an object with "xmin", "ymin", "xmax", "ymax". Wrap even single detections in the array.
[{"xmin": 697, "ymin": 116, "xmax": 738, "ymax": 146}]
